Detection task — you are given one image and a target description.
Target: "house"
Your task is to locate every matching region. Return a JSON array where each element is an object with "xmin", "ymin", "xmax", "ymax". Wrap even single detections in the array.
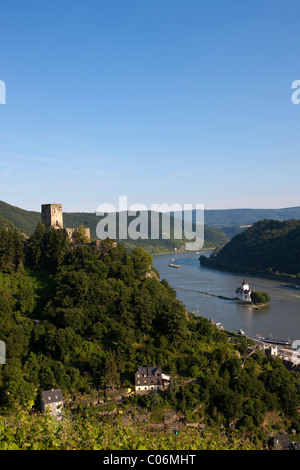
[
  {"xmin": 134, "ymin": 366, "xmax": 170, "ymax": 394},
  {"xmin": 40, "ymin": 388, "xmax": 63, "ymax": 418},
  {"xmin": 162, "ymin": 373, "xmax": 171, "ymax": 390},
  {"xmin": 272, "ymin": 433, "xmax": 294, "ymax": 450}
]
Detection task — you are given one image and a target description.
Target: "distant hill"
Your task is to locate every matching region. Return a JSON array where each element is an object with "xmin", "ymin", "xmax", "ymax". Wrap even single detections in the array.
[
  {"xmin": 0, "ymin": 201, "xmax": 229, "ymax": 253},
  {"xmin": 0, "ymin": 213, "xmax": 20, "ymax": 232},
  {"xmin": 203, "ymin": 207, "xmax": 300, "ymax": 227},
  {"xmin": 172, "ymin": 206, "xmax": 300, "ymax": 239},
  {"xmin": 0, "ymin": 201, "xmax": 40, "ymax": 235},
  {"xmin": 173, "ymin": 206, "xmax": 300, "ymax": 227},
  {"xmin": 200, "ymin": 219, "xmax": 300, "ymax": 277},
  {"xmin": 202, "ymin": 224, "xmax": 229, "ymax": 248}
]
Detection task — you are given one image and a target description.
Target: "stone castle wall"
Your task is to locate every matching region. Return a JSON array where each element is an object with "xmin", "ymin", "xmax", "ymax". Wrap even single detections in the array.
[
  {"xmin": 65, "ymin": 227, "xmax": 91, "ymax": 242},
  {"xmin": 41, "ymin": 204, "xmax": 90, "ymax": 242},
  {"xmin": 41, "ymin": 204, "xmax": 63, "ymax": 230}
]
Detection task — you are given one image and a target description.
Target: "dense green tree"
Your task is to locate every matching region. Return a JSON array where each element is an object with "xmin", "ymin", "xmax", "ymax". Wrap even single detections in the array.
[
  {"xmin": 0, "ymin": 360, "xmax": 37, "ymax": 410},
  {"xmin": 0, "ymin": 229, "xmax": 24, "ymax": 271},
  {"xmin": 251, "ymin": 290, "xmax": 270, "ymax": 304},
  {"xmin": 126, "ymin": 247, "xmax": 153, "ymax": 280},
  {"xmin": 26, "ymin": 220, "xmax": 46, "ymax": 268},
  {"xmin": 72, "ymin": 225, "xmax": 90, "ymax": 243},
  {"xmin": 102, "ymin": 351, "xmax": 120, "ymax": 389},
  {"xmin": 14, "ymin": 273, "xmax": 36, "ymax": 314},
  {"xmin": 44, "ymin": 227, "xmax": 70, "ymax": 270}
]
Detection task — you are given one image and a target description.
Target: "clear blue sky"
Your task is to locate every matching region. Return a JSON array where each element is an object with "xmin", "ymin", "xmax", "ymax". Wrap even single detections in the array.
[{"xmin": 0, "ymin": 0, "xmax": 300, "ymax": 212}]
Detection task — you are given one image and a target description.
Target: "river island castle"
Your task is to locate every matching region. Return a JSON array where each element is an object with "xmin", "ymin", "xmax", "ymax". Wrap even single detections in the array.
[{"xmin": 236, "ymin": 278, "xmax": 252, "ymax": 302}]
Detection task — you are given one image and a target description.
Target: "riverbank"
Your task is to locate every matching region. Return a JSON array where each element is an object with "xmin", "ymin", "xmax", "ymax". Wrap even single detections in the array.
[
  {"xmin": 199, "ymin": 256, "xmax": 300, "ymax": 284},
  {"xmin": 151, "ymin": 247, "xmax": 216, "ymax": 256}
]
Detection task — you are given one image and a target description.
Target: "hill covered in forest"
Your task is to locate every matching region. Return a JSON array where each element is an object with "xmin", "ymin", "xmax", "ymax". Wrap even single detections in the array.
[
  {"xmin": 200, "ymin": 219, "xmax": 300, "ymax": 278},
  {"xmin": 0, "ymin": 213, "xmax": 20, "ymax": 233},
  {"xmin": 0, "ymin": 223, "xmax": 299, "ymax": 450}
]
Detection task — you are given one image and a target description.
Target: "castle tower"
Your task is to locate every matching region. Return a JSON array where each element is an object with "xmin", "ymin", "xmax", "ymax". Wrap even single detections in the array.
[
  {"xmin": 41, "ymin": 204, "xmax": 63, "ymax": 230},
  {"xmin": 236, "ymin": 278, "xmax": 252, "ymax": 302}
]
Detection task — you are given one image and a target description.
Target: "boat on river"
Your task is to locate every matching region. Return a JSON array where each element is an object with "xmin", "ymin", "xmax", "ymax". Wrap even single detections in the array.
[
  {"xmin": 169, "ymin": 264, "xmax": 180, "ymax": 268},
  {"xmin": 256, "ymin": 334, "xmax": 292, "ymax": 346},
  {"xmin": 280, "ymin": 283, "xmax": 300, "ymax": 290},
  {"xmin": 237, "ymin": 329, "xmax": 246, "ymax": 336}
]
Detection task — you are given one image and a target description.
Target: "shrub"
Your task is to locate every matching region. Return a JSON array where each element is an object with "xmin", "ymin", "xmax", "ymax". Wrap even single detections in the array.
[{"xmin": 251, "ymin": 291, "xmax": 270, "ymax": 304}]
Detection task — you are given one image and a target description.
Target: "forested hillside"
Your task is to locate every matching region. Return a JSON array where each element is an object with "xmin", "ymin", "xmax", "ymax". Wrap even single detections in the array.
[
  {"xmin": 0, "ymin": 214, "xmax": 19, "ymax": 233},
  {"xmin": 0, "ymin": 223, "xmax": 299, "ymax": 449},
  {"xmin": 200, "ymin": 219, "xmax": 300, "ymax": 277}
]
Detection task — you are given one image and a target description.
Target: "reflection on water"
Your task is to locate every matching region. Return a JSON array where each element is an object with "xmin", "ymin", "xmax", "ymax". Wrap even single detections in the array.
[{"xmin": 153, "ymin": 251, "xmax": 300, "ymax": 342}]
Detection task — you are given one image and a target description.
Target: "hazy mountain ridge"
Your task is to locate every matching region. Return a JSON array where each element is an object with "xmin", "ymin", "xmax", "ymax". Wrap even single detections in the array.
[{"xmin": 171, "ymin": 206, "xmax": 300, "ymax": 226}]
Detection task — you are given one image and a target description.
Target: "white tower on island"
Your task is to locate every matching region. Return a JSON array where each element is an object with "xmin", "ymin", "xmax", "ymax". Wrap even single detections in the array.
[{"xmin": 236, "ymin": 278, "xmax": 252, "ymax": 302}]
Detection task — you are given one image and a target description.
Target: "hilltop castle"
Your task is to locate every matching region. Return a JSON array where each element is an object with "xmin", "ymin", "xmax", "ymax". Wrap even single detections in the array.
[{"xmin": 41, "ymin": 204, "xmax": 91, "ymax": 242}]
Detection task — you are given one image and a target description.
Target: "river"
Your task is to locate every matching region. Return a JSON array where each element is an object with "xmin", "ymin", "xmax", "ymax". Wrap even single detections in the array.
[{"xmin": 153, "ymin": 251, "xmax": 300, "ymax": 343}]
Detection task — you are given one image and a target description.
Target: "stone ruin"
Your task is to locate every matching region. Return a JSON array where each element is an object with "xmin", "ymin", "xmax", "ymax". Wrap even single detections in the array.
[{"xmin": 41, "ymin": 204, "xmax": 91, "ymax": 242}]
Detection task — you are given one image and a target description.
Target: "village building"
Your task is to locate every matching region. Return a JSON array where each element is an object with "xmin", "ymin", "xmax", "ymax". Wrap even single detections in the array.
[
  {"xmin": 134, "ymin": 366, "xmax": 171, "ymax": 394},
  {"xmin": 271, "ymin": 433, "xmax": 295, "ymax": 450},
  {"xmin": 40, "ymin": 388, "xmax": 64, "ymax": 418}
]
